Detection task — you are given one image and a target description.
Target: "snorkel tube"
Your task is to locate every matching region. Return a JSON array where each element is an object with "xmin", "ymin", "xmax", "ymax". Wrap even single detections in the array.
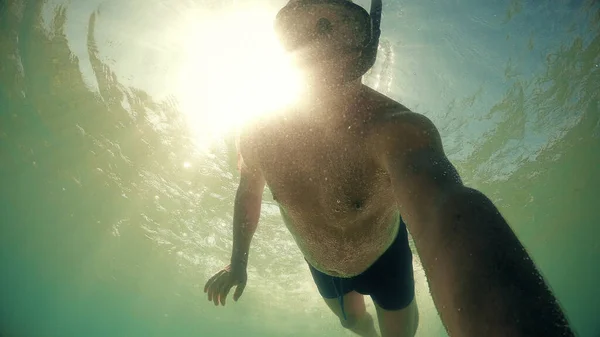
[
  {"xmin": 275, "ymin": 0, "xmax": 383, "ymax": 83},
  {"xmin": 346, "ymin": 0, "xmax": 381, "ymax": 82}
]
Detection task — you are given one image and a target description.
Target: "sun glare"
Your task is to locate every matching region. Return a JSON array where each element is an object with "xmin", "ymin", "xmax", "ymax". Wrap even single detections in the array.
[{"xmin": 175, "ymin": 9, "xmax": 302, "ymax": 147}]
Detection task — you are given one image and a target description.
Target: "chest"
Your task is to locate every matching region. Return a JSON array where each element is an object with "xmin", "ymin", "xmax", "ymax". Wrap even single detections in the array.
[{"xmin": 255, "ymin": 124, "xmax": 391, "ymax": 213}]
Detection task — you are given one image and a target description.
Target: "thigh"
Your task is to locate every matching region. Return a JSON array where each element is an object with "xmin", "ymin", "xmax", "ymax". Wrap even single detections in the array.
[
  {"xmin": 356, "ymin": 222, "xmax": 415, "ymax": 310},
  {"xmin": 374, "ymin": 298, "xmax": 419, "ymax": 337},
  {"xmin": 307, "ymin": 263, "xmax": 366, "ymax": 322},
  {"xmin": 323, "ymin": 291, "xmax": 368, "ymax": 323},
  {"xmin": 307, "ymin": 262, "xmax": 354, "ymax": 299}
]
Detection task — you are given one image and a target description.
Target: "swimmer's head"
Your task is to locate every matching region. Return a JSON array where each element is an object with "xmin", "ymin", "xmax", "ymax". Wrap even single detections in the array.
[{"xmin": 274, "ymin": 0, "xmax": 373, "ymax": 84}]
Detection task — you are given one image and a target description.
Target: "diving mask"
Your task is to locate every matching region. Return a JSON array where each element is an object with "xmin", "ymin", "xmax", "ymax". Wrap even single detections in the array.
[
  {"xmin": 274, "ymin": 0, "xmax": 382, "ymax": 81},
  {"xmin": 274, "ymin": 0, "xmax": 372, "ymax": 53}
]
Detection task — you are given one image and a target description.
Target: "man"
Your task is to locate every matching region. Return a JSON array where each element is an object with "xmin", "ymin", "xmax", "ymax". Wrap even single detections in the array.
[{"xmin": 204, "ymin": 1, "xmax": 574, "ymax": 336}]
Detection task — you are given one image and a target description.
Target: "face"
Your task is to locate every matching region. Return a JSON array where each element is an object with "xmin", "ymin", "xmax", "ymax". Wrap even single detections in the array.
[
  {"xmin": 275, "ymin": 0, "xmax": 370, "ymax": 84},
  {"xmin": 289, "ymin": 40, "xmax": 362, "ymax": 85}
]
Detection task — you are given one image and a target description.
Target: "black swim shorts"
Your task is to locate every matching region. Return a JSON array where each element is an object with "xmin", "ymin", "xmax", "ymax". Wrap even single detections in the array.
[{"xmin": 307, "ymin": 217, "xmax": 415, "ymax": 312}]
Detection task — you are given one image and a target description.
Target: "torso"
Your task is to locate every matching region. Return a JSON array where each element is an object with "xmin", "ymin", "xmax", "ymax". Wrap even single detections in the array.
[{"xmin": 241, "ymin": 86, "xmax": 410, "ymax": 277}]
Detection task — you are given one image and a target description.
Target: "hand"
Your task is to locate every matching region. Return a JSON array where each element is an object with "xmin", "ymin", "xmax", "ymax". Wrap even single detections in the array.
[{"xmin": 203, "ymin": 264, "xmax": 247, "ymax": 306}]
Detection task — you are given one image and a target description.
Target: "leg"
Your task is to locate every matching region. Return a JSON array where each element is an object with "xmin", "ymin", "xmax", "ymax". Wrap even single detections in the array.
[
  {"xmin": 355, "ymin": 219, "xmax": 418, "ymax": 336},
  {"xmin": 307, "ymin": 263, "xmax": 379, "ymax": 336},
  {"xmin": 323, "ymin": 291, "xmax": 379, "ymax": 337},
  {"xmin": 374, "ymin": 298, "xmax": 419, "ymax": 337}
]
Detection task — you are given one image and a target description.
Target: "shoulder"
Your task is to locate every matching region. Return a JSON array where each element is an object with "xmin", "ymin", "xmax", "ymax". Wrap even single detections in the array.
[
  {"xmin": 360, "ymin": 87, "xmax": 438, "ymax": 142},
  {"xmin": 381, "ymin": 111, "xmax": 440, "ymax": 143},
  {"xmin": 368, "ymin": 102, "xmax": 442, "ymax": 157},
  {"xmin": 365, "ymin": 106, "xmax": 446, "ymax": 182},
  {"xmin": 372, "ymin": 108, "xmax": 462, "ymax": 187},
  {"xmin": 236, "ymin": 114, "xmax": 281, "ymax": 172}
]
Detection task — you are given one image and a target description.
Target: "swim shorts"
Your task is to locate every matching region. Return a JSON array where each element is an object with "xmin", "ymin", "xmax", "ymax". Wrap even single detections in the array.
[{"xmin": 307, "ymin": 217, "xmax": 415, "ymax": 312}]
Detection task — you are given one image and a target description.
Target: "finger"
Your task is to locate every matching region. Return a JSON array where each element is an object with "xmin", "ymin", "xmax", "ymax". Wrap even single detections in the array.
[
  {"xmin": 214, "ymin": 280, "xmax": 227, "ymax": 306},
  {"xmin": 233, "ymin": 282, "xmax": 246, "ymax": 302},
  {"xmin": 209, "ymin": 279, "xmax": 224, "ymax": 303},
  {"xmin": 220, "ymin": 283, "xmax": 233, "ymax": 306},
  {"xmin": 207, "ymin": 271, "xmax": 226, "ymax": 301},
  {"xmin": 204, "ymin": 269, "xmax": 225, "ymax": 293},
  {"xmin": 204, "ymin": 275, "xmax": 214, "ymax": 293}
]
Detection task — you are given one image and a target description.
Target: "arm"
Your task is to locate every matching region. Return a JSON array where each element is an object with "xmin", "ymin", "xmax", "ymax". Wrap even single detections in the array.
[
  {"xmin": 231, "ymin": 161, "xmax": 265, "ymax": 268},
  {"xmin": 204, "ymin": 138, "xmax": 265, "ymax": 306},
  {"xmin": 378, "ymin": 112, "xmax": 573, "ymax": 337}
]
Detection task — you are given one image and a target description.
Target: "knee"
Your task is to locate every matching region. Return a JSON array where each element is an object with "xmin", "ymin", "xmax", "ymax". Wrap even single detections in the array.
[
  {"xmin": 410, "ymin": 309, "xmax": 419, "ymax": 337},
  {"xmin": 339, "ymin": 314, "xmax": 360, "ymax": 329},
  {"xmin": 339, "ymin": 312, "xmax": 373, "ymax": 330}
]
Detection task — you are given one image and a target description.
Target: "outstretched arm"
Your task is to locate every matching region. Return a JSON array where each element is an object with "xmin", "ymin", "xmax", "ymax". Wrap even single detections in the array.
[{"xmin": 378, "ymin": 112, "xmax": 573, "ymax": 337}]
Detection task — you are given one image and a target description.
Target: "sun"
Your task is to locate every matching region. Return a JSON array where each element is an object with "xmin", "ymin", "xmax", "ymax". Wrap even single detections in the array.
[{"xmin": 175, "ymin": 8, "xmax": 302, "ymax": 147}]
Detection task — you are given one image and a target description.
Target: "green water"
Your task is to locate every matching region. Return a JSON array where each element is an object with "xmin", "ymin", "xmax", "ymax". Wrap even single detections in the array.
[{"xmin": 1, "ymin": 0, "xmax": 599, "ymax": 336}]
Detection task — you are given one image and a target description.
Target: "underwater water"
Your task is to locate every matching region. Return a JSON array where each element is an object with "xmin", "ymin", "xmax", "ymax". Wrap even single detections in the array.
[{"xmin": 1, "ymin": 0, "xmax": 599, "ymax": 336}]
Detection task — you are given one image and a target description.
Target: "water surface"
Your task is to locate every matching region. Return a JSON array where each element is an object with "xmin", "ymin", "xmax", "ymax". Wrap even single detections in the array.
[{"xmin": 1, "ymin": 0, "xmax": 599, "ymax": 336}]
